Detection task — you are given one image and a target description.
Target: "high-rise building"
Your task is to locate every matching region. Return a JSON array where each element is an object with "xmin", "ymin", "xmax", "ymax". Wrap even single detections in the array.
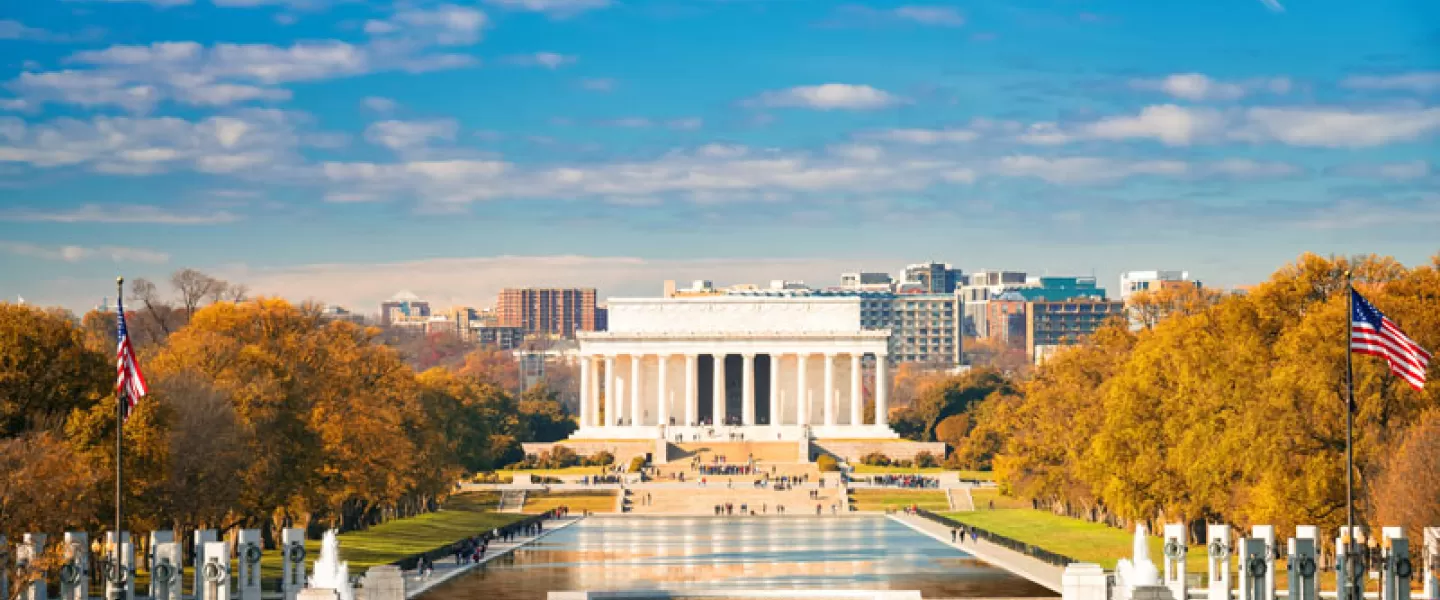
[
  {"xmin": 380, "ymin": 291, "xmax": 431, "ymax": 327},
  {"xmin": 594, "ymin": 305, "xmax": 608, "ymax": 332},
  {"xmin": 496, "ymin": 288, "xmax": 599, "ymax": 338},
  {"xmin": 1119, "ymin": 270, "xmax": 1200, "ymax": 302},
  {"xmin": 1025, "ymin": 298, "xmax": 1125, "ymax": 362},
  {"xmin": 901, "ymin": 262, "xmax": 964, "ymax": 294},
  {"xmin": 839, "ymin": 272, "xmax": 894, "ymax": 291}
]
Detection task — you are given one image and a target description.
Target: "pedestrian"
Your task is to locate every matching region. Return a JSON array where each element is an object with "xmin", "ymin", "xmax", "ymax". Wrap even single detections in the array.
[{"xmin": 951, "ymin": 528, "xmax": 957, "ymax": 543}]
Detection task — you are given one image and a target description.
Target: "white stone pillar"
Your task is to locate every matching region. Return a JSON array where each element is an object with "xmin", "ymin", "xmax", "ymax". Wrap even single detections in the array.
[
  {"xmin": 796, "ymin": 353, "xmax": 809, "ymax": 425},
  {"xmin": 630, "ymin": 354, "xmax": 642, "ymax": 426},
  {"xmin": 713, "ymin": 353, "xmax": 727, "ymax": 425},
  {"xmin": 875, "ymin": 353, "xmax": 889, "ymax": 425},
  {"xmin": 769, "ymin": 354, "xmax": 781, "ymax": 426},
  {"xmin": 742, "ymin": 353, "xmax": 756, "ymax": 425},
  {"xmin": 850, "ymin": 353, "xmax": 863, "ymax": 425},
  {"xmin": 604, "ymin": 355, "xmax": 617, "ymax": 427},
  {"xmin": 579, "ymin": 356, "xmax": 592, "ymax": 427},
  {"xmin": 823, "ymin": 353, "xmax": 836, "ymax": 426},
  {"xmin": 685, "ymin": 354, "xmax": 697, "ymax": 426},
  {"xmin": 657, "ymin": 354, "xmax": 669, "ymax": 426}
]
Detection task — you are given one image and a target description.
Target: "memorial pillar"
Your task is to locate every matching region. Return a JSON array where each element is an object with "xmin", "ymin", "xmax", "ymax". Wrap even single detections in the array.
[
  {"xmin": 589, "ymin": 357, "xmax": 600, "ymax": 426},
  {"xmin": 850, "ymin": 353, "xmax": 863, "ymax": 425},
  {"xmin": 579, "ymin": 356, "xmax": 592, "ymax": 427},
  {"xmin": 603, "ymin": 355, "xmax": 617, "ymax": 427},
  {"xmin": 713, "ymin": 353, "xmax": 727, "ymax": 425},
  {"xmin": 875, "ymin": 353, "xmax": 889, "ymax": 425},
  {"xmin": 796, "ymin": 353, "xmax": 809, "ymax": 425},
  {"xmin": 742, "ymin": 353, "xmax": 756, "ymax": 425},
  {"xmin": 684, "ymin": 354, "xmax": 697, "ymax": 426},
  {"xmin": 630, "ymin": 354, "xmax": 642, "ymax": 426},
  {"xmin": 657, "ymin": 354, "xmax": 669, "ymax": 426},
  {"xmin": 823, "ymin": 353, "xmax": 836, "ymax": 426},
  {"xmin": 769, "ymin": 354, "xmax": 781, "ymax": 426}
]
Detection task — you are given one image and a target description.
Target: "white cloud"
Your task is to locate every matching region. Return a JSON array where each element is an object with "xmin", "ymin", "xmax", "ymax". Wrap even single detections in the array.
[
  {"xmin": 0, "ymin": 203, "xmax": 241, "ymax": 224},
  {"xmin": 0, "ymin": 241, "xmax": 170, "ymax": 263},
  {"xmin": 1235, "ymin": 106, "xmax": 1440, "ymax": 148},
  {"xmin": 748, "ymin": 84, "xmax": 902, "ymax": 110},
  {"xmin": 892, "ymin": 6, "xmax": 965, "ymax": 27},
  {"xmin": 1342, "ymin": 72, "xmax": 1440, "ymax": 94},
  {"xmin": 1203, "ymin": 158, "xmax": 1302, "ymax": 178},
  {"xmin": 0, "ymin": 110, "xmax": 309, "ymax": 176},
  {"xmin": 1129, "ymin": 73, "xmax": 1290, "ymax": 102},
  {"xmin": 667, "ymin": 117, "xmax": 704, "ymax": 131},
  {"xmin": 363, "ymin": 119, "xmax": 459, "ymax": 151},
  {"xmin": 362, "ymin": 96, "xmax": 399, "ymax": 113},
  {"xmin": 597, "ymin": 117, "xmax": 652, "ymax": 128},
  {"xmin": 365, "ymin": 4, "xmax": 488, "ymax": 46},
  {"xmin": 482, "ymin": 0, "xmax": 611, "ymax": 17},
  {"xmin": 1331, "ymin": 160, "xmax": 1431, "ymax": 180},
  {"xmin": 866, "ymin": 127, "xmax": 978, "ymax": 144},
  {"xmin": 1258, "ymin": 0, "xmax": 1284, "ymax": 13},
  {"xmin": 502, "ymin": 52, "xmax": 576, "ymax": 69},
  {"xmin": 1081, "ymin": 104, "xmax": 1227, "ymax": 146},
  {"xmin": 0, "ymin": 20, "xmax": 55, "ymax": 41},
  {"xmin": 992, "ymin": 155, "xmax": 1189, "ymax": 184}
]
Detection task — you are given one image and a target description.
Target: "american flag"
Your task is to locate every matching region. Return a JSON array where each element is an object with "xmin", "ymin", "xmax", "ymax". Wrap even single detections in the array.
[
  {"xmin": 115, "ymin": 294, "xmax": 148, "ymax": 421},
  {"xmin": 1351, "ymin": 289, "xmax": 1432, "ymax": 392}
]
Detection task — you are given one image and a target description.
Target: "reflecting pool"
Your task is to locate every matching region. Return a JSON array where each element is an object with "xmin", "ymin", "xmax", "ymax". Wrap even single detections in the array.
[{"xmin": 423, "ymin": 516, "xmax": 1057, "ymax": 600}]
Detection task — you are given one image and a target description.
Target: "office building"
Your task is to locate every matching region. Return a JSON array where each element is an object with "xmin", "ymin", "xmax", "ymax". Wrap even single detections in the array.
[
  {"xmin": 839, "ymin": 272, "xmax": 895, "ymax": 291},
  {"xmin": 380, "ymin": 291, "xmax": 431, "ymax": 327},
  {"xmin": 496, "ymin": 288, "xmax": 599, "ymax": 338},
  {"xmin": 1026, "ymin": 298, "xmax": 1125, "ymax": 362},
  {"xmin": 902, "ymin": 262, "xmax": 964, "ymax": 294},
  {"xmin": 1119, "ymin": 270, "xmax": 1201, "ymax": 302}
]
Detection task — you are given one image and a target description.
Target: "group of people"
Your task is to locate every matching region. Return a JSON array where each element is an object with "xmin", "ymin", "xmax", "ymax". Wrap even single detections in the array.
[
  {"xmin": 581, "ymin": 474, "xmax": 624, "ymax": 485},
  {"xmin": 713, "ymin": 502, "xmax": 788, "ymax": 515},
  {"xmin": 951, "ymin": 525, "xmax": 979, "ymax": 544},
  {"xmin": 869, "ymin": 474, "xmax": 939, "ymax": 488}
]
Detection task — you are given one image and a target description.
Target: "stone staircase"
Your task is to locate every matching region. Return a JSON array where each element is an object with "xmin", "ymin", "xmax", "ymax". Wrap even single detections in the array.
[
  {"xmin": 626, "ymin": 485, "xmax": 846, "ymax": 515},
  {"xmin": 497, "ymin": 490, "xmax": 526, "ymax": 513}
]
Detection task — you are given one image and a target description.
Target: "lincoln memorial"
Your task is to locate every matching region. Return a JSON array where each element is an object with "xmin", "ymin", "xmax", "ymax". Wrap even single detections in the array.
[{"xmin": 565, "ymin": 295, "xmax": 901, "ymax": 442}]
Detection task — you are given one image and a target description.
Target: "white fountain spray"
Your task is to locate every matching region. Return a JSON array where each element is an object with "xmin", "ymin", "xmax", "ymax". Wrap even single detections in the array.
[{"xmin": 308, "ymin": 530, "xmax": 354, "ymax": 600}]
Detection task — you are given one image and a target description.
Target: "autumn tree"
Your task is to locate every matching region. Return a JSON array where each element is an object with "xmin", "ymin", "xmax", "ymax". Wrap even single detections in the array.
[
  {"xmin": 0, "ymin": 432, "xmax": 102, "ymax": 600},
  {"xmin": 457, "ymin": 347, "xmax": 521, "ymax": 392},
  {"xmin": 0, "ymin": 304, "xmax": 109, "ymax": 437},
  {"xmin": 1369, "ymin": 410, "xmax": 1440, "ymax": 534}
]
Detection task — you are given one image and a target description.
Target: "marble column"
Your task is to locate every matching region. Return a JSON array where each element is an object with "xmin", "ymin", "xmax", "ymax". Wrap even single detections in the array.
[
  {"xmin": 579, "ymin": 356, "xmax": 592, "ymax": 427},
  {"xmin": 685, "ymin": 354, "xmax": 697, "ymax": 426},
  {"xmin": 657, "ymin": 354, "xmax": 669, "ymax": 426},
  {"xmin": 850, "ymin": 353, "xmax": 863, "ymax": 425},
  {"xmin": 604, "ymin": 355, "xmax": 617, "ymax": 427},
  {"xmin": 876, "ymin": 353, "xmax": 889, "ymax": 425},
  {"xmin": 741, "ymin": 353, "xmax": 756, "ymax": 425},
  {"xmin": 823, "ymin": 353, "xmax": 836, "ymax": 426},
  {"xmin": 630, "ymin": 355, "xmax": 642, "ymax": 426},
  {"xmin": 795, "ymin": 353, "xmax": 809, "ymax": 425},
  {"xmin": 713, "ymin": 353, "xmax": 726, "ymax": 425},
  {"xmin": 768, "ymin": 354, "xmax": 781, "ymax": 426},
  {"xmin": 589, "ymin": 357, "xmax": 600, "ymax": 427}
]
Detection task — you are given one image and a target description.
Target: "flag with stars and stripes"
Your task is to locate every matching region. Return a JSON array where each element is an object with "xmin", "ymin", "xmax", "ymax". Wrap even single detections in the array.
[
  {"xmin": 1351, "ymin": 289, "xmax": 1432, "ymax": 393},
  {"xmin": 115, "ymin": 295, "xmax": 148, "ymax": 421}
]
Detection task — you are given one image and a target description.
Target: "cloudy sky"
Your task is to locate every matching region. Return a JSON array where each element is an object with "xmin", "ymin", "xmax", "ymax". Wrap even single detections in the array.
[{"xmin": 1, "ymin": 0, "xmax": 1437, "ymax": 312}]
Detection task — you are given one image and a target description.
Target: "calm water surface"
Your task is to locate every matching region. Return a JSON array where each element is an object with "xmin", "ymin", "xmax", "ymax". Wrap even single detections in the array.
[{"xmin": 422, "ymin": 516, "xmax": 1057, "ymax": 600}]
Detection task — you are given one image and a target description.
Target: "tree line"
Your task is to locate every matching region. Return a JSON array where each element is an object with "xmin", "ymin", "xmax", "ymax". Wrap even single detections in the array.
[
  {"xmin": 1, "ymin": 270, "xmax": 576, "ymax": 556},
  {"xmin": 896, "ymin": 253, "xmax": 1439, "ymax": 541}
]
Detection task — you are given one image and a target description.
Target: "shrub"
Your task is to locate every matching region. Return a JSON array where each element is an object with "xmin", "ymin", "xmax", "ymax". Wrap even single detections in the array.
[
  {"xmin": 860, "ymin": 452, "xmax": 891, "ymax": 467},
  {"xmin": 893, "ymin": 458, "xmax": 914, "ymax": 468},
  {"xmin": 589, "ymin": 450, "xmax": 615, "ymax": 466},
  {"xmin": 913, "ymin": 451, "xmax": 939, "ymax": 468},
  {"xmin": 816, "ymin": 454, "xmax": 839, "ymax": 472},
  {"xmin": 628, "ymin": 455, "xmax": 647, "ymax": 472}
]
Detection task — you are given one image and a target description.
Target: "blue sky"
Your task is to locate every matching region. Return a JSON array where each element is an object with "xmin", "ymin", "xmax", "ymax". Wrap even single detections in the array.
[{"xmin": 1, "ymin": 0, "xmax": 1437, "ymax": 312}]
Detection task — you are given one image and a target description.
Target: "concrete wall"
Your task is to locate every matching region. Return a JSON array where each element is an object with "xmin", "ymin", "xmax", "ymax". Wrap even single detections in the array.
[{"xmin": 521, "ymin": 441, "xmax": 656, "ymax": 463}]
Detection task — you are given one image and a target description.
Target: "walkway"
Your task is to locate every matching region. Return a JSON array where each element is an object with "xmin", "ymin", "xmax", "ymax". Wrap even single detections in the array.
[
  {"xmin": 402, "ymin": 516, "xmax": 584, "ymax": 599},
  {"xmin": 888, "ymin": 513, "xmax": 1063, "ymax": 594}
]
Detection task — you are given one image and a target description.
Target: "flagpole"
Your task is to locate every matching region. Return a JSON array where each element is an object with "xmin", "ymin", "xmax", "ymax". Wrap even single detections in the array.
[
  {"xmin": 112, "ymin": 276, "xmax": 125, "ymax": 600},
  {"xmin": 1343, "ymin": 270, "xmax": 1356, "ymax": 600}
]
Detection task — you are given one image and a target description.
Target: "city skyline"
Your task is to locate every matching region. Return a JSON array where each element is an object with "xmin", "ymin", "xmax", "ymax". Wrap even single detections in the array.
[{"xmin": 1, "ymin": 0, "xmax": 1437, "ymax": 311}]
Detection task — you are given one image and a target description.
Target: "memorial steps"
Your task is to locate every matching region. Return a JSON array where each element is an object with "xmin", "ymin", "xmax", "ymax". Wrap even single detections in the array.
[
  {"xmin": 624, "ymin": 484, "xmax": 847, "ymax": 515},
  {"xmin": 667, "ymin": 441, "xmax": 804, "ymax": 463}
]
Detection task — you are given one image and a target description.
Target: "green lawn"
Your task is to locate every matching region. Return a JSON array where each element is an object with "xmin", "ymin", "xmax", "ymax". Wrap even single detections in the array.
[
  {"xmin": 969, "ymin": 488, "xmax": 1031, "ymax": 510},
  {"xmin": 851, "ymin": 489, "xmax": 951, "ymax": 512},
  {"xmin": 939, "ymin": 509, "xmax": 1208, "ymax": 572},
  {"xmin": 522, "ymin": 490, "xmax": 617, "ymax": 514}
]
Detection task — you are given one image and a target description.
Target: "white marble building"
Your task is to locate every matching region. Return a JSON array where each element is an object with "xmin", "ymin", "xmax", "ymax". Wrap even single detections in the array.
[{"xmin": 568, "ymin": 296, "xmax": 900, "ymax": 441}]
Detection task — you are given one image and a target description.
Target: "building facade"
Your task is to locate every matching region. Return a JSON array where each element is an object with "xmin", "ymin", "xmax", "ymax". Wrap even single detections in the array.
[
  {"xmin": 569, "ymin": 296, "xmax": 898, "ymax": 441},
  {"xmin": 496, "ymin": 288, "xmax": 599, "ymax": 338},
  {"xmin": 380, "ymin": 292, "xmax": 430, "ymax": 327},
  {"xmin": 902, "ymin": 262, "xmax": 964, "ymax": 294},
  {"xmin": 1025, "ymin": 298, "xmax": 1125, "ymax": 360},
  {"xmin": 1119, "ymin": 270, "xmax": 1200, "ymax": 302}
]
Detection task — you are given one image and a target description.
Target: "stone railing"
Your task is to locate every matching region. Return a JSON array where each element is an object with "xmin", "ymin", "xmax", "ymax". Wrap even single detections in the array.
[{"xmin": 914, "ymin": 509, "xmax": 1079, "ymax": 567}]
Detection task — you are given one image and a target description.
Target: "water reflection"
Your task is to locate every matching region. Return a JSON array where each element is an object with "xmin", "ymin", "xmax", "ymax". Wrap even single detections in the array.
[{"xmin": 423, "ymin": 516, "xmax": 1057, "ymax": 600}]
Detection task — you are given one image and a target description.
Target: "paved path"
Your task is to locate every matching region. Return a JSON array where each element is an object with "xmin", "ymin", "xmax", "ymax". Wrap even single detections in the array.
[
  {"xmin": 888, "ymin": 513, "xmax": 1064, "ymax": 594},
  {"xmin": 402, "ymin": 516, "xmax": 584, "ymax": 599}
]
